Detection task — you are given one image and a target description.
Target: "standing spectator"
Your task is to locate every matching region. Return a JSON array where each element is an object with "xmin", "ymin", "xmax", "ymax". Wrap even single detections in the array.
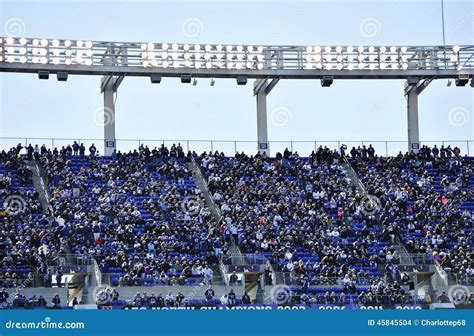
[
  {"xmin": 52, "ymin": 293, "xmax": 61, "ymax": 308},
  {"xmin": 55, "ymin": 268, "xmax": 63, "ymax": 288},
  {"xmin": 228, "ymin": 289, "xmax": 236, "ymax": 306},
  {"xmin": 0, "ymin": 288, "xmax": 9, "ymax": 304},
  {"xmin": 89, "ymin": 144, "xmax": 97, "ymax": 156},
  {"xmin": 204, "ymin": 286, "xmax": 215, "ymax": 302},
  {"xmin": 264, "ymin": 266, "xmax": 273, "ymax": 286},
  {"xmin": 72, "ymin": 141, "xmax": 79, "ymax": 156},
  {"xmin": 79, "ymin": 143, "xmax": 86, "ymax": 156},
  {"xmin": 229, "ymin": 272, "xmax": 238, "ymax": 286},
  {"xmin": 242, "ymin": 292, "xmax": 251, "ymax": 305}
]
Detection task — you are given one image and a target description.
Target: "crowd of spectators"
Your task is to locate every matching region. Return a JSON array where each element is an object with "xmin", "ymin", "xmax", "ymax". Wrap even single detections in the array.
[
  {"xmin": 1, "ymin": 141, "xmax": 471, "ymax": 308},
  {"xmin": 96, "ymin": 286, "xmax": 252, "ymax": 308},
  {"xmin": 350, "ymin": 144, "xmax": 473, "ymax": 285},
  {"xmin": 0, "ymin": 288, "xmax": 64, "ymax": 309},
  {"xmin": 197, "ymin": 147, "xmax": 393, "ymax": 286},
  {"xmin": 38, "ymin": 143, "xmax": 225, "ymax": 287},
  {"xmin": 0, "ymin": 145, "xmax": 62, "ymax": 289}
]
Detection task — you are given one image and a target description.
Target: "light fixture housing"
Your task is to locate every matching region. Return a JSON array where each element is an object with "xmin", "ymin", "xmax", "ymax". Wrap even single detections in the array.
[
  {"xmin": 181, "ymin": 75, "xmax": 192, "ymax": 83},
  {"xmin": 57, "ymin": 72, "xmax": 68, "ymax": 81},
  {"xmin": 150, "ymin": 75, "xmax": 162, "ymax": 84},
  {"xmin": 321, "ymin": 75, "xmax": 334, "ymax": 87},
  {"xmin": 236, "ymin": 76, "xmax": 248, "ymax": 85},
  {"xmin": 38, "ymin": 71, "xmax": 49, "ymax": 80}
]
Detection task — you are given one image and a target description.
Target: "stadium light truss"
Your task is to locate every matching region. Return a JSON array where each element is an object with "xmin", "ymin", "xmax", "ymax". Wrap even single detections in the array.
[
  {"xmin": 1, "ymin": 37, "xmax": 473, "ymax": 157},
  {"xmin": 0, "ymin": 37, "xmax": 473, "ymax": 78}
]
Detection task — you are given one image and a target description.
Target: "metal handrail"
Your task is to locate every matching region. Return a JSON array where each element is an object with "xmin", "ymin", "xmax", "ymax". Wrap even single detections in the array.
[{"xmin": 1, "ymin": 137, "xmax": 473, "ymax": 157}]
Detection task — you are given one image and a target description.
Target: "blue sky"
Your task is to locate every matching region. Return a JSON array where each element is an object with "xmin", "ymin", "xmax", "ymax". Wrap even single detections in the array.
[{"xmin": 0, "ymin": 0, "xmax": 473, "ymax": 155}]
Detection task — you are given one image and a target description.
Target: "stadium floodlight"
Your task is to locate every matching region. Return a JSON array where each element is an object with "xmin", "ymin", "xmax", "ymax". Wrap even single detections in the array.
[
  {"xmin": 57, "ymin": 72, "xmax": 68, "ymax": 81},
  {"xmin": 368, "ymin": 46, "xmax": 375, "ymax": 53},
  {"xmin": 20, "ymin": 38, "xmax": 27, "ymax": 45},
  {"xmin": 346, "ymin": 46, "xmax": 353, "ymax": 53},
  {"xmin": 236, "ymin": 76, "xmax": 248, "ymax": 85},
  {"xmin": 455, "ymin": 74, "xmax": 469, "ymax": 86},
  {"xmin": 181, "ymin": 74, "xmax": 192, "ymax": 83},
  {"xmin": 38, "ymin": 70, "xmax": 49, "ymax": 79},
  {"xmin": 453, "ymin": 45, "xmax": 460, "ymax": 53},
  {"xmin": 321, "ymin": 75, "xmax": 333, "ymax": 87}
]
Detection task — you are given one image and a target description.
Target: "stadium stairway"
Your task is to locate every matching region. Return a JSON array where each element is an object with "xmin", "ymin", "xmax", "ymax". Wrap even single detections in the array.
[
  {"xmin": 27, "ymin": 158, "xmax": 53, "ymax": 215},
  {"xmin": 187, "ymin": 158, "xmax": 230, "ymax": 286},
  {"xmin": 28, "ymin": 158, "xmax": 89, "ymax": 305},
  {"xmin": 345, "ymin": 160, "xmax": 445, "ymax": 298},
  {"xmin": 342, "ymin": 156, "xmax": 366, "ymax": 194}
]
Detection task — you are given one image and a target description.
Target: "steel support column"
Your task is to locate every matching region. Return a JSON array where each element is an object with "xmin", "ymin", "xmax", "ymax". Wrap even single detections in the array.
[
  {"xmin": 407, "ymin": 89, "xmax": 420, "ymax": 153},
  {"xmin": 103, "ymin": 78, "xmax": 116, "ymax": 156},
  {"xmin": 256, "ymin": 90, "xmax": 269, "ymax": 156}
]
